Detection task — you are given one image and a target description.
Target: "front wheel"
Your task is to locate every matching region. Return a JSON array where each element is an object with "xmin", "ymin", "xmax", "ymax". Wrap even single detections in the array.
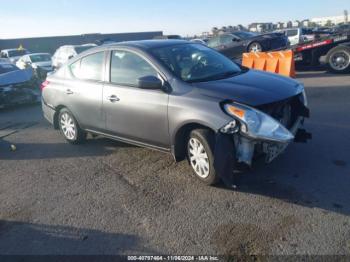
[
  {"xmin": 58, "ymin": 108, "xmax": 86, "ymax": 144},
  {"xmin": 248, "ymin": 42, "xmax": 263, "ymax": 53},
  {"xmin": 326, "ymin": 46, "xmax": 350, "ymax": 74},
  {"xmin": 187, "ymin": 129, "xmax": 219, "ymax": 185}
]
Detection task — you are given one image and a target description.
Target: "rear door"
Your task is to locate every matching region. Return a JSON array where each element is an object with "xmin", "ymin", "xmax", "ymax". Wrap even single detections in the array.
[
  {"xmin": 63, "ymin": 51, "xmax": 106, "ymax": 130},
  {"xmin": 103, "ymin": 49, "xmax": 169, "ymax": 148}
]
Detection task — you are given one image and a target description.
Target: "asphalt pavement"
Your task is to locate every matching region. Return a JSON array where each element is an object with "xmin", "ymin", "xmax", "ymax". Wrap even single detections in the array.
[{"xmin": 0, "ymin": 71, "xmax": 349, "ymax": 256}]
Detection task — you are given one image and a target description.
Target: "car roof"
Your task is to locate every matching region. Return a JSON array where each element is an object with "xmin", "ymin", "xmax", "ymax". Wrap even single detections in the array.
[
  {"xmin": 1, "ymin": 48, "xmax": 28, "ymax": 52},
  {"xmin": 28, "ymin": 53, "xmax": 51, "ymax": 56},
  {"xmin": 103, "ymin": 39, "xmax": 190, "ymax": 50},
  {"xmin": 60, "ymin": 44, "xmax": 96, "ymax": 48}
]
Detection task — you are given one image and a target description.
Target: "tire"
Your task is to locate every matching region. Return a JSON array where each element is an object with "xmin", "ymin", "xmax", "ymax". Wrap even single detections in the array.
[
  {"xmin": 58, "ymin": 108, "xmax": 86, "ymax": 144},
  {"xmin": 326, "ymin": 46, "xmax": 350, "ymax": 74},
  {"xmin": 248, "ymin": 42, "xmax": 263, "ymax": 53},
  {"xmin": 187, "ymin": 129, "xmax": 219, "ymax": 185}
]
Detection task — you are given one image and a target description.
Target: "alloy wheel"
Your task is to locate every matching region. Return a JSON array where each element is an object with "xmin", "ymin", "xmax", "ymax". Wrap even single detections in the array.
[
  {"xmin": 188, "ymin": 138, "xmax": 210, "ymax": 179},
  {"xmin": 60, "ymin": 112, "xmax": 76, "ymax": 140}
]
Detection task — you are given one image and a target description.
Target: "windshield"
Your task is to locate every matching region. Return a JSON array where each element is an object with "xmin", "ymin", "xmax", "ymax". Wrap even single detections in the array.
[
  {"xmin": 233, "ymin": 31, "xmax": 258, "ymax": 39},
  {"xmin": 151, "ymin": 43, "xmax": 242, "ymax": 83},
  {"xmin": 30, "ymin": 54, "xmax": 51, "ymax": 63},
  {"xmin": 7, "ymin": 50, "xmax": 28, "ymax": 57},
  {"xmin": 74, "ymin": 46, "xmax": 95, "ymax": 54},
  {"xmin": 0, "ymin": 63, "xmax": 19, "ymax": 74}
]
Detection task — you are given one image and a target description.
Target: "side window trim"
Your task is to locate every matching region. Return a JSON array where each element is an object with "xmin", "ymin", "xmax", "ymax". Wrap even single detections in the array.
[{"xmin": 107, "ymin": 48, "xmax": 166, "ymax": 88}]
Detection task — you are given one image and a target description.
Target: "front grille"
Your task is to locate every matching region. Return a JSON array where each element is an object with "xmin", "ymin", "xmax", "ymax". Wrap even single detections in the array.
[{"xmin": 257, "ymin": 94, "xmax": 303, "ymax": 129}]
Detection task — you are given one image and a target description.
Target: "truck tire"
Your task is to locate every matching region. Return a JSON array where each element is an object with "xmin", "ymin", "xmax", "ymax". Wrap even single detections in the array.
[{"xmin": 326, "ymin": 46, "xmax": 350, "ymax": 74}]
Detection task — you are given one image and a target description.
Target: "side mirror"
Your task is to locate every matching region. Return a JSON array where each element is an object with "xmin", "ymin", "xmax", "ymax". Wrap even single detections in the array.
[{"xmin": 137, "ymin": 75, "xmax": 162, "ymax": 90}]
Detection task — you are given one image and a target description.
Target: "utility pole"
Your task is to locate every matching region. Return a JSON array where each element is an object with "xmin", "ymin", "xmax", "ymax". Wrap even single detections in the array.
[{"xmin": 345, "ymin": 10, "xmax": 348, "ymax": 24}]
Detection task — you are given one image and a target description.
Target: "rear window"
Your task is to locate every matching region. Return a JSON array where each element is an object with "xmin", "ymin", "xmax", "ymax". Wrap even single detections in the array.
[
  {"xmin": 207, "ymin": 37, "xmax": 220, "ymax": 48},
  {"xmin": 7, "ymin": 50, "xmax": 29, "ymax": 57},
  {"xmin": 30, "ymin": 54, "xmax": 51, "ymax": 63},
  {"xmin": 69, "ymin": 52, "xmax": 104, "ymax": 81},
  {"xmin": 74, "ymin": 46, "xmax": 96, "ymax": 54},
  {"xmin": 0, "ymin": 64, "xmax": 19, "ymax": 74},
  {"xmin": 286, "ymin": 29, "xmax": 298, "ymax": 37}
]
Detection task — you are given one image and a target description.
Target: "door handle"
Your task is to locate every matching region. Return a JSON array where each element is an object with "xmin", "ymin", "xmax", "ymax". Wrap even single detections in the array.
[
  {"xmin": 66, "ymin": 89, "xmax": 74, "ymax": 95},
  {"xmin": 108, "ymin": 95, "xmax": 120, "ymax": 103}
]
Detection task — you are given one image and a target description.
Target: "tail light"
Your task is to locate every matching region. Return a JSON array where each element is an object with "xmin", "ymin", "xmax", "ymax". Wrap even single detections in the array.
[{"xmin": 40, "ymin": 80, "xmax": 50, "ymax": 91}]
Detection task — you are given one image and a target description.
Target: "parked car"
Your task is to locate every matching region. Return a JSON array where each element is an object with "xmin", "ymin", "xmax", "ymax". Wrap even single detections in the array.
[
  {"xmin": 207, "ymin": 31, "xmax": 289, "ymax": 59},
  {"xmin": 42, "ymin": 40, "xmax": 310, "ymax": 186},
  {"xmin": 0, "ymin": 61, "xmax": 39, "ymax": 108},
  {"xmin": 16, "ymin": 53, "xmax": 53, "ymax": 80},
  {"xmin": 52, "ymin": 44, "xmax": 97, "ymax": 70},
  {"xmin": 0, "ymin": 48, "xmax": 30, "ymax": 64}
]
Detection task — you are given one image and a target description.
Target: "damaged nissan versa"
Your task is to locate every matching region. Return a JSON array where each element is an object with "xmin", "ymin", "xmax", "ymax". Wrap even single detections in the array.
[{"xmin": 42, "ymin": 40, "xmax": 311, "ymax": 187}]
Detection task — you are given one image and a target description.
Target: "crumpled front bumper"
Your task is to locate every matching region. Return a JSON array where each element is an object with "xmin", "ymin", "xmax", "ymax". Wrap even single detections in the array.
[{"xmin": 235, "ymin": 115, "xmax": 312, "ymax": 166}]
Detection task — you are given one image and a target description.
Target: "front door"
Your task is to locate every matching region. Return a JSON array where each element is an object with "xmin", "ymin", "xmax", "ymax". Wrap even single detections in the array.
[{"xmin": 103, "ymin": 49, "xmax": 169, "ymax": 149}]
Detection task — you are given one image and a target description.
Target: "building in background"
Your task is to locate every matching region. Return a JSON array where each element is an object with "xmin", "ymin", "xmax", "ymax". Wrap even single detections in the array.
[
  {"xmin": 0, "ymin": 31, "xmax": 163, "ymax": 54},
  {"xmin": 310, "ymin": 11, "xmax": 348, "ymax": 26},
  {"xmin": 248, "ymin": 22, "xmax": 275, "ymax": 33}
]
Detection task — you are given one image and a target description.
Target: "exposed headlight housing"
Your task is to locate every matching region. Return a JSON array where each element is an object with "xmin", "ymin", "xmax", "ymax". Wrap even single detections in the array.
[
  {"xmin": 223, "ymin": 103, "xmax": 294, "ymax": 143},
  {"xmin": 302, "ymin": 89, "xmax": 308, "ymax": 106}
]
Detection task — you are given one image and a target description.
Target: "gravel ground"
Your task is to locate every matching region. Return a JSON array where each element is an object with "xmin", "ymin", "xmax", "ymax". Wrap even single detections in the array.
[{"xmin": 0, "ymin": 71, "xmax": 349, "ymax": 256}]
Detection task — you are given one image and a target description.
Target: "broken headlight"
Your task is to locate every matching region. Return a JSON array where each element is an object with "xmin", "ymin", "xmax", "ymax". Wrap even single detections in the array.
[
  {"xmin": 296, "ymin": 83, "xmax": 308, "ymax": 106},
  {"xmin": 223, "ymin": 103, "xmax": 294, "ymax": 143}
]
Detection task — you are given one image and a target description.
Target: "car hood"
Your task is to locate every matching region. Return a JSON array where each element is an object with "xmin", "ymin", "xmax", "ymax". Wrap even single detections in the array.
[
  {"xmin": 0, "ymin": 68, "xmax": 33, "ymax": 86},
  {"xmin": 192, "ymin": 70, "xmax": 301, "ymax": 107},
  {"xmin": 34, "ymin": 61, "xmax": 52, "ymax": 67}
]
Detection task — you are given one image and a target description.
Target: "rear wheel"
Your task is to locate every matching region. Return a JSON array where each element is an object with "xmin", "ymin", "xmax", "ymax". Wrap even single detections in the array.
[
  {"xmin": 326, "ymin": 46, "xmax": 350, "ymax": 74},
  {"xmin": 187, "ymin": 129, "xmax": 219, "ymax": 185},
  {"xmin": 248, "ymin": 42, "xmax": 263, "ymax": 53},
  {"xmin": 58, "ymin": 108, "xmax": 86, "ymax": 144}
]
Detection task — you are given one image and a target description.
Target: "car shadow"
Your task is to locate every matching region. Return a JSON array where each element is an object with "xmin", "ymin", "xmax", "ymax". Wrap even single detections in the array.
[
  {"xmin": 0, "ymin": 220, "xmax": 154, "ymax": 255},
  {"xmin": 0, "ymin": 137, "xmax": 136, "ymax": 160}
]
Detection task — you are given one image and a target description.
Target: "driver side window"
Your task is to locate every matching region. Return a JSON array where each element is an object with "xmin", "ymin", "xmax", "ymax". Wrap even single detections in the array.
[{"xmin": 110, "ymin": 50, "xmax": 158, "ymax": 86}]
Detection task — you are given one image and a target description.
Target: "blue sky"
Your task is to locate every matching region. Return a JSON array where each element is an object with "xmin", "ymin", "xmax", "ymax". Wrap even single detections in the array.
[{"xmin": 0, "ymin": 0, "xmax": 348, "ymax": 38}]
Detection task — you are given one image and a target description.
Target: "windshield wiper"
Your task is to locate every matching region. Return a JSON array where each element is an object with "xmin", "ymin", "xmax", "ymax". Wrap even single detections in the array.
[{"xmin": 188, "ymin": 70, "xmax": 241, "ymax": 83}]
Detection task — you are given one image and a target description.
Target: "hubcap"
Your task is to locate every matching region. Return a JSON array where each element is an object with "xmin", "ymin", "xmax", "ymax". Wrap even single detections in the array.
[
  {"xmin": 330, "ymin": 51, "xmax": 350, "ymax": 70},
  {"xmin": 189, "ymin": 138, "xmax": 210, "ymax": 179},
  {"xmin": 60, "ymin": 113, "xmax": 76, "ymax": 140}
]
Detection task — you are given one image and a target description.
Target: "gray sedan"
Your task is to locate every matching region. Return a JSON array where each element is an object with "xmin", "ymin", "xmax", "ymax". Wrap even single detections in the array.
[{"xmin": 42, "ymin": 40, "xmax": 310, "ymax": 187}]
